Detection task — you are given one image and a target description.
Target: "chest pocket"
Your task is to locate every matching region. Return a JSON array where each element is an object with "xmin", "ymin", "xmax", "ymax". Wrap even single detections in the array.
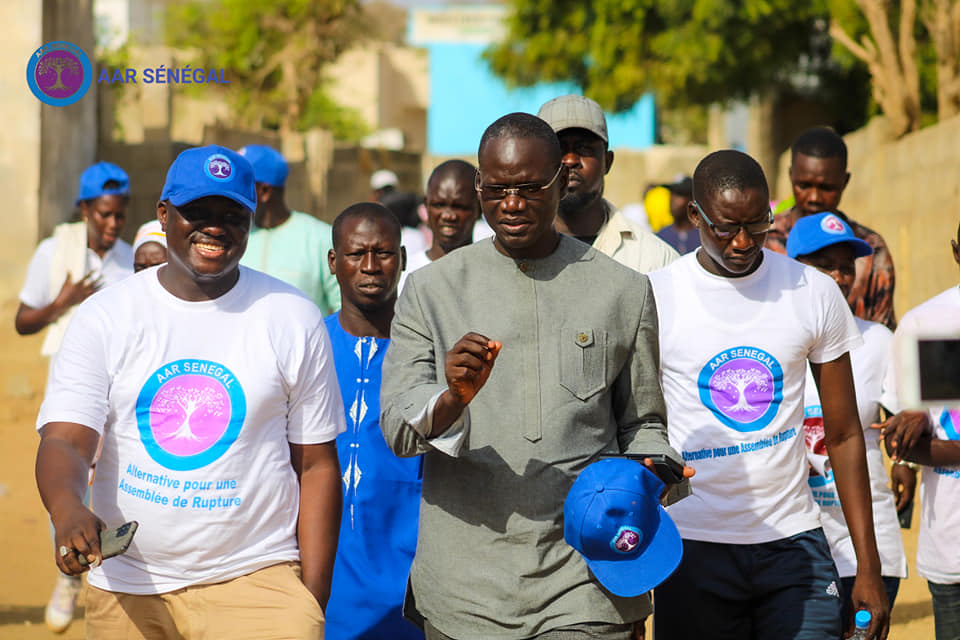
[{"xmin": 558, "ymin": 328, "xmax": 607, "ymax": 401}]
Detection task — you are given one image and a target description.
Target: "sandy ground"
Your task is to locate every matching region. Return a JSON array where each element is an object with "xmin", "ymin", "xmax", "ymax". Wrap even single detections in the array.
[{"xmin": 0, "ymin": 299, "xmax": 936, "ymax": 639}]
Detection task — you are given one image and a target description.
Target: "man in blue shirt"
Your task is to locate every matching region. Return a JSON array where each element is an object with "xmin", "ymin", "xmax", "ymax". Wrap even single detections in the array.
[{"xmin": 323, "ymin": 202, "xmax": 423, "ymax": 640}]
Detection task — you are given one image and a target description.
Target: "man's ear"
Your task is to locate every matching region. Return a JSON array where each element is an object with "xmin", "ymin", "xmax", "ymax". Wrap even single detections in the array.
[
  {"xmin": 400, "ymin": 246, "xmax": 407, "ymax": 272},
  {"xmin": 688, "ymin": 200, "xmax": 701, "ymax": 228},
  {"xmin": 604, "ymin": 149, "xmax": 615, "ymax": 176},
  {"xmin": 327, "ymin": 248, "xmax": 336, "ymax": 276},
  {"xmin": 841, "ymin": 171, "xmax": 851, "ymax": 192},
  {"xmin": 157, "ymin": 201, "xmax": 168, "ymax": 232},
  {"xmin": 256, "ymin": 183, "xmax": 272, "ymax": 204}
]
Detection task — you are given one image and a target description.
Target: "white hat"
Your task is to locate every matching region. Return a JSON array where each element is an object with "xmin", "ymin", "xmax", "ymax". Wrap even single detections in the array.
[
  {"xmin": 133, "ymin": 219, "xmax": 166, "ymax": 253},
  {"xmin": 370, "ymin": 169, "xmax": 399, "ymax": 191}
]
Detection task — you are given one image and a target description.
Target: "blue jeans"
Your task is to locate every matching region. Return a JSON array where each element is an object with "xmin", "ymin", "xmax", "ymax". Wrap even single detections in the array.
[
  {"xmin": 838, "ymin": 576, "xmax": 900, "ymax": 638},
  {"xmin": 654, "ymin": 529, "xmax": 842, "ymax": 640},
  {"xmin": 929, "ymin": 581, "xmax": 960, "ymax": 640}
]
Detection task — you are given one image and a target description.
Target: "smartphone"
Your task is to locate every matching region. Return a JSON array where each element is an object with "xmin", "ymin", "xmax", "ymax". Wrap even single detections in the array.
[
  {"xmin": 77, "ymin": 521, "xmax": 138, "ymax": 566},
  {"xmin": 898, "ymin": 499, "xmax": 914, "ymax": 529},
  {"xmin": 601, "ymin": 452, "xmax": 686, "ymax": 484}
]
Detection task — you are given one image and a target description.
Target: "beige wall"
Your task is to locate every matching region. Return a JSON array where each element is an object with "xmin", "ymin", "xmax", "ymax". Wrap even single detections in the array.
[
  {"xmin": 0, "ymin": 2, "xmax": 43, "ymax": 303},
  {"xmin": 604, "ymin": 145, "xmax": 707, "ymax": 207},
  {"xmin": 325, "ymin": 43, "xmax": 429, "ymax": 151},
  {"xmin": 775, "ymin": 115, "xmax": 960, "ymax": 317}
]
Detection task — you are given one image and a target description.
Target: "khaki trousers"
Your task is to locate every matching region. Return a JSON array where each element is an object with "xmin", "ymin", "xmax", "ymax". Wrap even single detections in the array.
[{"xmin": 85, "ymin": 562, "xmax": 324, "ymax": 639}]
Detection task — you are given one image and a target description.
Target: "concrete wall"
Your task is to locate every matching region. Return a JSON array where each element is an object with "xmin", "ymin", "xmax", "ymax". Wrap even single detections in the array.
[
  {"xmin": 0, "ymin": 2, "xmax": 44, "ymax": 303},
  {"xmin": 775, "ymin": 115, "xmax": 960, "ymax": 316}
]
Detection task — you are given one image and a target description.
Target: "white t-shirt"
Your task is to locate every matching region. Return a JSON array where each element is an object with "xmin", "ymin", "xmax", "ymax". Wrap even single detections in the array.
[
  {"xmin": 397, "ymin": 248, "xmax": 432, "ymax": 293},
  {"xmin": 648, "ymin": 250, "xmax": 861, "ymax": 544},
  {"xmin": 37, "ymin": 266, "xmax": 346, "ymax": 594},
  {"xmin": 19, "ymin": 236, "xmax": 133, "ymax": 309},
  {"xmin": 803, "ymin": 317, "xmax": 907, "ymax": 578},
  {"xmin": 881, "ymin": 285, "xmax": 960, "ymax": 584}
]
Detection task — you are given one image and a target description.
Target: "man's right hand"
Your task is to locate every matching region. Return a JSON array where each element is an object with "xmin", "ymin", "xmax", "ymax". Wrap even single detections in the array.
[
  {"xmin": 51, "ymin": 501, "xmax": 105, "ymax": 576},
  {"xmin": 429, "ymin": 333, "xmax": 502, "ymax": 437},
  {"xmin": 53, "ymin": 271, "xmax": 101, "ymax": 314},
  {"xmin": 444, "ymin": 333, "xmax": 502, "ymax": 406}
]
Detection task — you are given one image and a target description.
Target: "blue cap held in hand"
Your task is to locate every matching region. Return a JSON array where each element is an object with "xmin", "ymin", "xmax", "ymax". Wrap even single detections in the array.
[
  {"xmin": 564, "ymin": 458, "xmax": 683, "ymax": 597},
  {"xmin": 238, "ymin": 144, "xmax": 288, "ymax": 187},
  {"xmin": 161, "ymin": 145, "xmax": 256, "ymax": 212},
  {"xmin": 76, "ymin": 162, "xmax": 129, "ymax": 205},
  {"xmin": 787, "ymin": 212, "xmax": 873, "ymax": 259}
]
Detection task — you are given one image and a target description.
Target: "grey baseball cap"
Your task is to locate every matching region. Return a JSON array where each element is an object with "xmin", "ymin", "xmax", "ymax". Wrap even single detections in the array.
[{"xmin": 537, "ymin": 94, "xmax": 608, "ymax": 143}]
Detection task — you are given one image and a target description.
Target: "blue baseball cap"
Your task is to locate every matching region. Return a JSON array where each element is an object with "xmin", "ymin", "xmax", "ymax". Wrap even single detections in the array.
[
  {"xmin": 564, "ymin": 458, "xmax": 683, "ymax": 597},
  {"xmin": 787, "ymin": 212, "xmax": 873, "ymax": 259},
  {"xmin": 161, "ymin": 145, "xmax": 256, "ymax": 212},
  {"xmin": 238, "ymin": 144, "xmax": 288, "ymax": 187},
  {"xmin": 76, "ymin": 162, "xmax": 129, "ymax": 205}
]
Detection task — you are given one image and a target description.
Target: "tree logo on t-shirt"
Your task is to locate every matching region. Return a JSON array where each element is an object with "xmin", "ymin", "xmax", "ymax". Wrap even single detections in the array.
[
  {"xmin": 135, "ymin": 359, "xmax": 247, "ymax": 470},
  {"xmin": 698, "ymin": 346, "xmax": 783, "ymax": 432},
  {"xmin": 941, "ymin": 409, "xmax": 960, "ymax": 440}
]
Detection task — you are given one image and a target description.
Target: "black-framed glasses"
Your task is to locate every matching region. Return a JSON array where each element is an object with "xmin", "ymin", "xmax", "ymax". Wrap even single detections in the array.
[
  {"xmin": 693, "ymin": 200, "xmax": 773, "ymax": 239},
  {"xmin": 474, "ymin": 164, "xmax": 563, "ymax": 201}
]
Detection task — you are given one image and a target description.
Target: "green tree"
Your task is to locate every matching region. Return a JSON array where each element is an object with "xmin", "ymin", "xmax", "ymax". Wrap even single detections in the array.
[
  {"xmin": 485, "ymin": 0, "xmax": 836, "ymax": 112},
  {"xmin": 167, "ymin": 0, "xmax": 369, "ymax": 139}
]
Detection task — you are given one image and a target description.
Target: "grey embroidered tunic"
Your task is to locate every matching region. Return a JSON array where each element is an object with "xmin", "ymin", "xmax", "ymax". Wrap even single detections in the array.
[{"xmin": 381, "ymin": 236, "xmax": 676, "ymax": 639}]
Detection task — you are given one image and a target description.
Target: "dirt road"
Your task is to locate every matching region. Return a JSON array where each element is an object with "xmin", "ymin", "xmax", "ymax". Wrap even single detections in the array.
[{"xmin": 0, "ymin": 301, "xmax": 935, "ymax": 638}]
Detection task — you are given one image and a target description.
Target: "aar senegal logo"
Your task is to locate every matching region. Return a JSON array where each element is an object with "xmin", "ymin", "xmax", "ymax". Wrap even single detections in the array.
[
  {"xmin": 26, "ymin": 41, "xmax": 93, "ymax": 106},
  {"xmin": 820, "ymin": 214, "xmax": 847, "ymax": 234},
  {"xmin": 204, "ymin": 154, "xmax": 234, "ymax": 182},
  {"xmin": 941, "ymin": 409, "xmax": 960, "ymax": 441},
  {"xmin": 136, "ymin": 359, "xmax": 246, "ymax": 471},
  {"xmin": 699, "ymin": 346, "xmax": 784, "ymax": 432},
  {"xmin": 610, "ymin": 526, "xmax": 643, "ymax": 554}
]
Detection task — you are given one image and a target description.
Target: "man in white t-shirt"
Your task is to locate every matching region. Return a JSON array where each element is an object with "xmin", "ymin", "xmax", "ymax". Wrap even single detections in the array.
[
  {"xmin": 648, "ymin": 150, "xmax": 889, "ymax": 640},
  {"xmin": 787, "ymin": 212, "xmax": 907, "ymax": 629},
  {"xmin": 399, "ymin": 160, "xmax": 480, "ymax": 291},
  {"xmin": 878, "ymin": 222, "xmax": 960, "ymax": 640},
  {"xmin": 35, "ymin": 145, "xmax": 345, "ymax": 639}
]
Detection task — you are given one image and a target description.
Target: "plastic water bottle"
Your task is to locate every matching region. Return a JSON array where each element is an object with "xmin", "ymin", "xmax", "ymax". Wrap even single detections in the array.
[{"xmin": 850, "ymin": 609, "xmax": 871, "ymax": 640}]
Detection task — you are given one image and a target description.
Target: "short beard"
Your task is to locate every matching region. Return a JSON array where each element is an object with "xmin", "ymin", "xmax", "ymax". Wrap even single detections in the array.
[{"xmin": 558, "ymin": 190, "xmax": 602, "ymax": 218}]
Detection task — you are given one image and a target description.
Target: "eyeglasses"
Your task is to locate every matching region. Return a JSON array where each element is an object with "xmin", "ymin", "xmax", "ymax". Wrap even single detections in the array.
[
  {"xmin": 693, "ymin": 200, "xmax": 773, "ymax": 239},
  {"xmin": 475, "ymin": 164, "xmax": 563, "ymax": 201}
]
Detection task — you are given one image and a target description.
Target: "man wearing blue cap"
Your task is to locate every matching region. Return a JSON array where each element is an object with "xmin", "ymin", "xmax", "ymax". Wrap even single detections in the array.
[
  {"xmin": 239, "ymin": 144, "xmax": 340, "ymax": 316},
  {"xmin": 15, "ymin": 160, "xmax": 134, "ymax": 632},
  {"xmin": 34, "ymin": 145, "xmax": 345, "ymax": 638},
  {"xmin": 788, "ymin": 213, "xmax": 907, "ymax": 631}
]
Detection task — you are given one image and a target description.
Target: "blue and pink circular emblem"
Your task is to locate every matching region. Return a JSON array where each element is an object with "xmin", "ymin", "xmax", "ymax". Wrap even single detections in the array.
[
  {"xmin": 136, "ymin": 359, "xmax": 246, "ymax": 470},
  {"xmin": 941, "ymin": 409, "xmax": 960, "ymax": 440},
  {"xmin": 698, "ymin": 346, "xmax": 784, "ymax": 432},
  {"xmin": 820, "ymin": 214, "xmax": 847, "ymax": 234},
  {"xmin": 610, "ymin": 526, "xmax": 642, "ymax": 554},
  {"xmin": 26, "ymin": 41, "xmax": 92, "ymax": 107},
  {"xmin": 204, "ymin": 154, "xmax": 234, "ymax": 182}
]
